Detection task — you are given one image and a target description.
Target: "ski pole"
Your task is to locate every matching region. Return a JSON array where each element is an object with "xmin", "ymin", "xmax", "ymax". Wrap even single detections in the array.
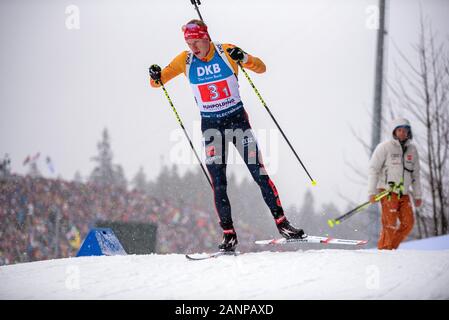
[
  {"xmin": 150, "ymin": 68, "xmax": 213, "ymax": 189},
  {"xmin": 327, "ymin": 188, "xmax": 392, "ymax": 228},
  {"xmin": 190, "ymin": 0, "xmax": 205, "ymax": 22},
  {"xmin": 188, "ymin": 1, "xmax": 316, "ymax": 186},
  {"xmin": 237, "ymin": 62, "xmax": 316, "ymax": 185}
]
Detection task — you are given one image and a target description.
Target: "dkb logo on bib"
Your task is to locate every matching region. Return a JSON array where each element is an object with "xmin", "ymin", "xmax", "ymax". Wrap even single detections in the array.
[{"xmin": 197, "ymin": 64, "xmax": 221, "ymax": 77}]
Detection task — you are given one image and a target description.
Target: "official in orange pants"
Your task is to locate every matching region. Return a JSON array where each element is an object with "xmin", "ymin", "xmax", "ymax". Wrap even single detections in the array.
[
  {"xmin": 368, "ymin": 118, "xmax": 422, "ymax": 250},
  {"xmin": 378, "ymin": 192, "xmax": 415, "ymax": 250}
]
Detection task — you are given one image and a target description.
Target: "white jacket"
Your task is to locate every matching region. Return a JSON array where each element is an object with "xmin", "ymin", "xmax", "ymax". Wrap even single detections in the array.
[{"xmin": 368, "ymin": 118, "xmax": 422, "ymax": 199}]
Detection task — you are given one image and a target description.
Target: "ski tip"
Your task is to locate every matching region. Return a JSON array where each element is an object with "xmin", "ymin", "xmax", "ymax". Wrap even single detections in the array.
[
  {"xmin": 255, "ymin": 239, "xmax": 281, "ymax": 245},
  {"xmin": 311, "ymin": 180, "xmax": 317, "ymax": 186}
]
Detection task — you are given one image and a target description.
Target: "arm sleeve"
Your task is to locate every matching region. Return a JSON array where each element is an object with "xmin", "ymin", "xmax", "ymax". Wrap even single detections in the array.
[
  {"xmin": 368, "ymin": 143, "xmax": 387, "ymax": 195},
  {"xmin": 411, "ymin": 146, "xmax": 422, "ymax": 199},
  {"xmin": 222, "ymin": 44, "xmax": 267, "ymax": 74},
  {"xmin": 150, "ymin": 51, "xmax": 188, "ymax": 88},
  {"xmin": 242, "ymin": 55, "xmax": 266, "ymax": 74}
]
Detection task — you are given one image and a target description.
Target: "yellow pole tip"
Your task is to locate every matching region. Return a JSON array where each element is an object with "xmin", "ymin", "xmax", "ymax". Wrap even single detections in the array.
[
  {"xmin": 336, "ymin": 220, "xmax": 341, "ymax": 225},
  {"xmin": 327, "ymin": 219, "xmax": 334, "ymax": 228},
  {"xmin": 311, "ymin": 180, "xmax": 317, "ymax": 186}
]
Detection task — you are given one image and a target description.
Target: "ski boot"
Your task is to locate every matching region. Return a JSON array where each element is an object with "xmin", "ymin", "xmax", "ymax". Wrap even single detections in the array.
[
  {"xmin": 275, "ymin": 215, "xmax": 306, "ymax": 239},
  {"xmin": 218, "ymin": 229, "xmax": 238, "ymax": 252}
]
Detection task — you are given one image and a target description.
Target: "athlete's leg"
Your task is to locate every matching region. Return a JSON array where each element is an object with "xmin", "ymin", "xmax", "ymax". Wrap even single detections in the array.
[
  {"xmin": 202, "ymin": 119, "xmax": 233, "ymax": 230},
  {"xmin": 229, "ymin": 112, "xmax": 284, "ymax": 218}
]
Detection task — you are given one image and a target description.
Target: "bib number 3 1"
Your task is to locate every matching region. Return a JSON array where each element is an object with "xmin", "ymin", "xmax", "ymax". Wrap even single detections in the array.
[{"xmin": 199, "ymin": 80, "xmax": 231, "ymax": 102}]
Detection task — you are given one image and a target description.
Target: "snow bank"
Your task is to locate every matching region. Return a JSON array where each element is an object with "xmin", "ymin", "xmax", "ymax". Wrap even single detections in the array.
[
  {"xmin": 399, "ymin": 234, "xmax": 449, "ymax": 251},
  {"xmin": 1, "ymin": 249, "xmax": 448, "ymax": 299}
]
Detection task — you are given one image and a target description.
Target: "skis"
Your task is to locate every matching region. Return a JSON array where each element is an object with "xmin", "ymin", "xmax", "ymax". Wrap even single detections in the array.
[
  {"xmin": 255, "ymin": 235, "xmax": 368, "ymax": 246},
  {"xmin": 185, "ymin": 250, "xmax": 240, "ymax": 261},
  {"xmin": 186, "ymin": 235, "xmax": 367, "ymax": 260}
]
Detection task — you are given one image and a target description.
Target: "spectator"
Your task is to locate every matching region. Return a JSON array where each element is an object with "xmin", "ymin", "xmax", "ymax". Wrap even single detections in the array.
[{"xmin": 0, "ymin": 174, "xmax": 265, "ymax": 265}]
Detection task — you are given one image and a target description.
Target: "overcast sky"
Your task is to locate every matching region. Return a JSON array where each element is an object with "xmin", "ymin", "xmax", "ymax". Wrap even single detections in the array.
[{"xmin": 1, "ymin": 0, "xmax": 448, "ymax": 212}]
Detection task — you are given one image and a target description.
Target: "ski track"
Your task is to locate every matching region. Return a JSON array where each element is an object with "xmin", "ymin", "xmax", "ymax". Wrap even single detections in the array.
[{"xmin": 1, "ymin": 249, "xmax": 449, "ymax": 299}]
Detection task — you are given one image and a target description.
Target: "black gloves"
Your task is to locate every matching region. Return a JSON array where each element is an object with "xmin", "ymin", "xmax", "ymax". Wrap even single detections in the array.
[
  {"xmin": 149, "ymin": 64, "xmax": 162, "ymax": 82},
  {"xmin": 226, "ymin": 47, "xmax": 247, "ymax": 62}
]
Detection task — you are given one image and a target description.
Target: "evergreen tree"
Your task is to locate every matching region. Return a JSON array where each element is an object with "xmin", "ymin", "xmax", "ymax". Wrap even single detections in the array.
[
  {"xmin": 169, "ymin": 164, "xmax": 184, "ymax": 206},
  {"xmin": 233, "ymin": 176, "xmax": 272, "ymax": 234},
  {"xmin": 89, "ymin": 128, "xmax": 127, "ymax": 188},
  {"xmin": 299, "ymin": 190, "xmax": 316, "ymax": 216},
  {"xmin": 321, "ymin": 202, "xmax": 339, "ymax": 217},
  {"xmin": 114, "ymin": 164, "xmax": 127, "ymax": 189},
  {"xmin": 298, "ymin": 190, "xmax": 317, "ymax": 233},
  {"xmin": 153, "ymin": 162, "xmax": 171, "ymax": 200},
  {"xmin": 316, "ymin": 202, "xmax": 340, "ymax": 236},
  {"xmin": 132, "ymin": 166, "xmax": 147, "ymax": 192},
  {"xmin": 73, "ymin": 171, "xmax": 83, "ymax": 183},
  {"xmin": 0, "ymin": 154, "xmax": 11, "ymax": 179}
]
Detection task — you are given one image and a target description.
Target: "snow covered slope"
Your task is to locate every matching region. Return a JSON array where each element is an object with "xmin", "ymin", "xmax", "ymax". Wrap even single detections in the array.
[
  {"xmin": 1, "ymin": 249, "xmax": 449, "ymax": 299},
  {"xmin": 399, "ymin": 234, "xmax": 449, "ymax": 250}
]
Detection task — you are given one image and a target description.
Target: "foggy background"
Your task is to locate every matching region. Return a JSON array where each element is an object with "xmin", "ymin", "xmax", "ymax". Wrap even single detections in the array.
[{"xmin": 1, "ymin": 0, "xmax": 448, "ymax": 213}]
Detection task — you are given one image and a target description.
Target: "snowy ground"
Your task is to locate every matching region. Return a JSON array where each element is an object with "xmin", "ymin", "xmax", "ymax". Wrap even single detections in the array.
[{"xmin": 1, "ymin": 249, "xmax": 449, "ymax": 299}]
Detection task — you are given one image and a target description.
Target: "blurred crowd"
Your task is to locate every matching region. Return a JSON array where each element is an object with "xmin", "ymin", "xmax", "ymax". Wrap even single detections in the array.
[{"xmin": 0, "ymin": 175, "xmax": 262, "ymax": 266}]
